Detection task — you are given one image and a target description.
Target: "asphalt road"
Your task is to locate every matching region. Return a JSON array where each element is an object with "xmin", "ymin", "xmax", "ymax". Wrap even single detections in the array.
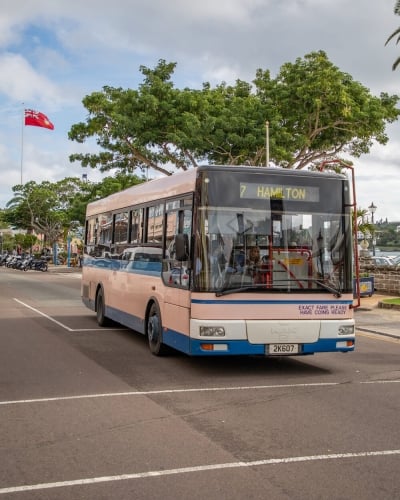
[{"xmin": 0, "ymin": 268, "xmax": 399, "ymax": 500}]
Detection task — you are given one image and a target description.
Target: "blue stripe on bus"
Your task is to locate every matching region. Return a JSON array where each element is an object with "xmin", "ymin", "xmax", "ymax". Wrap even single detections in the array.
[
  {"xmin": 85, "ymin": 301, "xmax": 354, "ymax": 356},
  {"xmin": 191, "ymin": 299, "xmax": 353, "ymax": 305},
  {"xmin": 85, "ymin": 296, "xmax": 354, "ymax": 356},
  {"xmin": 105, "ymin": 305, "xmax": 145, "ymax": 333},
  {"xmin": 162, "ymin": 329, "xmax": 355, "ymax": 356}
]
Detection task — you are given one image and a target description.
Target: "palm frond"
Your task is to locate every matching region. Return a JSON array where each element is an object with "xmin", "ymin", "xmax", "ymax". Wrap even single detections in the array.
[
  {"xmin": 385, "ymin": 26, "xmax": 400, "ymax": 45},
  {"xmin": 393, "ymin": 56, "xmax": 400, "ymax": 70}
]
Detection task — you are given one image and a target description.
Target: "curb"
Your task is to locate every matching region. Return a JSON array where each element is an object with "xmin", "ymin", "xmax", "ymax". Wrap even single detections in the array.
[
  {"xmin": 357, "ymin": 327, "xmax": 400, "ymax": 340},
  {"xmin": 47, "ymin": 266, "xmax": 82, "ymax": 273},
  {"xmin": 378, "ymin": 301, "xmax": 400, "ymax": 310}
]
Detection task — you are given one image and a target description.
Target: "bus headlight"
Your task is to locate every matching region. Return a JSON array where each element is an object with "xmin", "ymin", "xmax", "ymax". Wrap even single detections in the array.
[
  {"xmin": 338, "ymin": 325, "xmax": 354, "ymax": 336},
  {"xmin": 199, "ymin": 326, "xmax": 226, "ymax": 337}
]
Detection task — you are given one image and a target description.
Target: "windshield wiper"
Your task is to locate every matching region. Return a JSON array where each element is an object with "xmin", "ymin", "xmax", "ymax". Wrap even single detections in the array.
[
  {"xmin": 215, "ymin": 284, "xmax": 265, "ymax": 297},
  {"xmin": 297, "ymin": 278, "xmax": 342, "ymax": 297},
  {"xmin": 215, "ymin": 279, "xmax": 342, "ymax": 298}
]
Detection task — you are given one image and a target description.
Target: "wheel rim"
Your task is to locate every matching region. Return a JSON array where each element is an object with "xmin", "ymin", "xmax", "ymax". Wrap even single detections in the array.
[{"xmin": 148, "ymin": 313, "xmax": 160, "ymax": 345}]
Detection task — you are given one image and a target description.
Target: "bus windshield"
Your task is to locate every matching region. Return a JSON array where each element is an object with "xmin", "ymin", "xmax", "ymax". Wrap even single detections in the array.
[{"xmin": 193, "ymin": 169, "xmax": 352, "ymax": 295}]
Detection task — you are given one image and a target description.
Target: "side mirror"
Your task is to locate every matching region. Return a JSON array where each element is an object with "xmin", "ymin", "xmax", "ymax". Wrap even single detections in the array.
[{"xmin": 175, "ymin": 233, "xmax": 189, "ymax": 261}]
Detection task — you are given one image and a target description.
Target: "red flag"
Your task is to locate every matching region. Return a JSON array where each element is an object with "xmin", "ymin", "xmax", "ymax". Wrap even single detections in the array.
[{"xmin": 24, "ymin": 109, "xmax": 54, "ymax": 130}]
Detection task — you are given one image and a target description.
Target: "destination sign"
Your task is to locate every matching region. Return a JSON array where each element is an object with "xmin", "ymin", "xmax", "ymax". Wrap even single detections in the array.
[{"xmin": 240, "ymin": 183, "xmax": 320, "ymax": 202}]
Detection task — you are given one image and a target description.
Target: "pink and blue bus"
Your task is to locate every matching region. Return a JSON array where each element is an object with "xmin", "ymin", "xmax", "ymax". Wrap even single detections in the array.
[{"xmin": 82, "ymin": 165, "xmax": 356, "ymax": 356}]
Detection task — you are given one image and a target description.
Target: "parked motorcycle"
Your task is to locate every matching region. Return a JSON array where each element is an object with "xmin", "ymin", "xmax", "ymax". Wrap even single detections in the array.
[
  {"xmin": 0, "ymin": 254, "xmax": 9, "ymax": 266},
  {"xmin": 6, "ymin": 256, "xmax": 21, "ymax": 268},
  {"xmin": 31, "ymin": 258, "xmax": 48, "ymax": 272}
]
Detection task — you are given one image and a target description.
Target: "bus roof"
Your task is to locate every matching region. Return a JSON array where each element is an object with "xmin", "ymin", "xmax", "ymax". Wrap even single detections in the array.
[
  {"xmin": 86, "ymin": 168, "xmax": 198, "ymax": 216},
  {"xmin": 86, "ymin": 165, "xmax": 347, "ymax": 216}
]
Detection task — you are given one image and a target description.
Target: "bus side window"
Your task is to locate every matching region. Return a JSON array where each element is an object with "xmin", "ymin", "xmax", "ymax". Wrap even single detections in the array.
[
  {"xmin": 175, "ymin": 233, "xmax": 189, "ymax": 261},
  {"xmin": 130, "ymin": 208, "xmax": 143, "ymax": 244}
]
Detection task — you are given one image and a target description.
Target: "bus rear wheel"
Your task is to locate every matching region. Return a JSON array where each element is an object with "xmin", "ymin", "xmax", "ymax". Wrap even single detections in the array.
[
  {"xmin": 147, "ymin": 303, "xmax": 168, "ymax": 356},
  {"xmin": 96, "ymin": 288, "xmax": 111, "ymax": 327}
]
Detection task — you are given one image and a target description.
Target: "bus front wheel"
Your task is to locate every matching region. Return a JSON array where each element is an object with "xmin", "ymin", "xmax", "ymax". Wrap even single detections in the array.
[
  {"xmin": 147, "ymin": 303, "xmax": 168, "ymax": 356},
  {"xmin": 96, "ymin": 288, "xmax": 110, "ymax": 327}
]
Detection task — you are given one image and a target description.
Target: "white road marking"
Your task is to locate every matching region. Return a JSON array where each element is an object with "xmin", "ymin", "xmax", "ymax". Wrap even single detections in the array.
[
  {"xmin": 0, "ymin": 380, "xmax": 399, "ymax": 407},
  {"xmin": 0, "ymin": 449, "xmax": 399, "ymax": 494},
  {"xmin": 13, "ymin": 298, "xmax": 74, "ymax": 331},
  {"xmin": 12, "ymin": 298, "xmax": 119, "ymax": 332}
]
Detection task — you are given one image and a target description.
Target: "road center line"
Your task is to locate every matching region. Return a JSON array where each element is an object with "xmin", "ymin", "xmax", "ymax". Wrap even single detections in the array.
[
  {"xmin": 1, "ymin": 449, "xmax": 399, "ymax": 494},
  {"xmin": 1, "ymin": 380, "xmax": 399, "ymax": 407}
]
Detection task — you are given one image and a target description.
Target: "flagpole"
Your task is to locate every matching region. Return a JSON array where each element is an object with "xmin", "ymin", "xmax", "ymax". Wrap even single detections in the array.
[{"xmin": 20, "ymin": 104, "xmax": 24, "ymax": 185}]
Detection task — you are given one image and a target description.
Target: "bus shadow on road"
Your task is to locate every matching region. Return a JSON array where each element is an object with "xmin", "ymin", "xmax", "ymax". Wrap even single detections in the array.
[{"xmin": 38, "ymin": 314, "xmax": 333, "ymax": 383}]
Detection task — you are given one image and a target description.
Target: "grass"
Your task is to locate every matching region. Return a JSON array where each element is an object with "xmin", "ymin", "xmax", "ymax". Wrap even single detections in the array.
[{"xmin": 381, "ymin": 298, "xmax": 400, "ymax": 305}]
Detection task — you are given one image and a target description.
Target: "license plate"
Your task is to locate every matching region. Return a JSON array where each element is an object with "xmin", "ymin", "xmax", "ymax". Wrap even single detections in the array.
[{"xmin": 268, "ymin": 343, "xmax": 299, "ymax": 355}]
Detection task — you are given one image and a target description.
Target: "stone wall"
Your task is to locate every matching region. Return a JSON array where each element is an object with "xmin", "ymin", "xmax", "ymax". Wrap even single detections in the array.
[{"xmin": 359, "ymin": 260, "xmax": 400, "ymax": 295}]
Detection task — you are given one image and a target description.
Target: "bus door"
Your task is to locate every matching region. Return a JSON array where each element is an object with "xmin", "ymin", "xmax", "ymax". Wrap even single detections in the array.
[{"xmin": 162, "ymin": 201, "xmax": 192, "ymax": 310}]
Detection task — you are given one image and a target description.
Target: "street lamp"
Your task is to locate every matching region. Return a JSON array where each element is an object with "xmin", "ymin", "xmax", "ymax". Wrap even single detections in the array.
[
  {"xmin": 368, "ymin": 202, "xmax": 377, "ymax": 256},
  {"xmin": 0, "ymin": 232, "xmax": 3, "ymax": 255}
]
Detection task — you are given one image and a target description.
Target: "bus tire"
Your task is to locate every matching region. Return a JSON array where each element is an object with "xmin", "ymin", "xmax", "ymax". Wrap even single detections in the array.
[
  {"xmin": 147, "ymin": 302, "xmax": 168, "ymax": 356},
  {"xmin": 96, "ymin": 288, "xmax": 111, "ymax": 327}
]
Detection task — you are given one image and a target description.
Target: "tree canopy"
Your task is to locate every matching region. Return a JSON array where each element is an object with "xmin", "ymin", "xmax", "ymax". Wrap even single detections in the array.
[
  {"xmin": 3, "ymin": 173, "xmax": 144, "ymax": 242},
  {"xmin": 68, "ymin": 51, "xmax": 399, "ymax": 176}
]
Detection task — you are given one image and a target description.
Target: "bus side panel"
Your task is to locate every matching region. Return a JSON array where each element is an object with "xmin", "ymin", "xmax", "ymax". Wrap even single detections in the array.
[
  {"xmin": 111, "ymin": 270, "xmax": 163, "ymax": 334},
  {"xmin": 83, "ymin": 265, "xmax": 192, "ymax": 351},
  {"xmin": 190, "ymin": 293, "xmax": 354, "ymax": 321},
  {"xmin": 162, "ymin": 290, "xmax": 191, "ymax": 352}
]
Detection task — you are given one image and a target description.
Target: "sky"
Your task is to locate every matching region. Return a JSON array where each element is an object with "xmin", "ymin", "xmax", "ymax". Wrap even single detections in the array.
[{"xmin": 1, "ymin": 0, "xmax": 400, "ymax": 222}]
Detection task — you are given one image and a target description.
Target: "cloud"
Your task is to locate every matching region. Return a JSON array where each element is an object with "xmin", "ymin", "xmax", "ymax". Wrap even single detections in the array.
[{"xmin": 0, "ymin": 52, "xmax": 68, "ymax": 109}]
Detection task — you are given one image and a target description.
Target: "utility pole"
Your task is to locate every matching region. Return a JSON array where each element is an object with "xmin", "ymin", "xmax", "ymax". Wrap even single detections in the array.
[{"xmin": 265, "ymin": 121, "xmax": 269, "ymax": 167}]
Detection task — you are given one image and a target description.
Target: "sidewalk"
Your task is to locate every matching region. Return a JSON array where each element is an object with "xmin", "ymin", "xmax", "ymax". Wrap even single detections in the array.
[
  {"xmin": 47, "ymin": 264, "xmax": 82, "ymax": 273},
  {"xmin": 355, "ymin": 293, "xmax": 400, "ymax": 340}
]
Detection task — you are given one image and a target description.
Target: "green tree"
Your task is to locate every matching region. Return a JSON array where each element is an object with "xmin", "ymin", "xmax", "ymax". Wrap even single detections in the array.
[
  {"xmin": 385, "ymin": 0, "xmax": 400, "ymax": 70},
  {"xmin": 4, "ymin": 174, "xmax": 144, "ymax": 241},
  {"xmin": 69, "ymin": 60, "xmax": 194, "ymax": 176},
  {"xmin": 0, "ymin": 209, "xmax": 9, "ymax": 229},
  {"xmin": 356, "ymin": 208, "xmax": 375, "ymax": 239},
  {"xmin": 5, "ymin": 181, "xmax": 68, "ymax": 247},
  {"xmin": 254, "ymin": 51, "xmax": 400, "ymax": 168},
  {"xmin": 197, "ymin": 79, "xmax": 275, "ymax": 165},
  {"xmin": 13, "ymin": 233, "xmax": 38, "ymax": 253},
  {"xmin": 86, "ymin": 171, "xmax": 145, "ymax": 201},
  {"xmin": 68, "ymin": 53, "xmax": 399, "ymax": 176}
]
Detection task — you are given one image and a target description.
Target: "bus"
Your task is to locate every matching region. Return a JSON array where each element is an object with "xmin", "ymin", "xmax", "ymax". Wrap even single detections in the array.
[{"xmin": 82, "ymin": 165, "xmax": 356, "ymax": 356}]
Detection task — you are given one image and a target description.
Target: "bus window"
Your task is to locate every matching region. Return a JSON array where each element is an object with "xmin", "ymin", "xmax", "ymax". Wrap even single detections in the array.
[
  {"xmin": 147, "ymin": 204, "xmax": 163, "ymax": 244},
  {"xmin": 114, "ymin": 211, "xmax": 129, "ymax": 244},
  {"xmin": 130, "ymin": 208, "xmax": 143, "ymax": 244}
]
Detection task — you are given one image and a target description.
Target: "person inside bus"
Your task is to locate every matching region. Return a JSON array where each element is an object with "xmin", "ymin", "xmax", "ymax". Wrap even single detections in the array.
[
  {"xmin": 246, "ymin": 245, "xmax": 269, "ymax": 284},
  {"xmin": 246, "ymin": 245, "xmax": 261, "ymax": 267}
]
